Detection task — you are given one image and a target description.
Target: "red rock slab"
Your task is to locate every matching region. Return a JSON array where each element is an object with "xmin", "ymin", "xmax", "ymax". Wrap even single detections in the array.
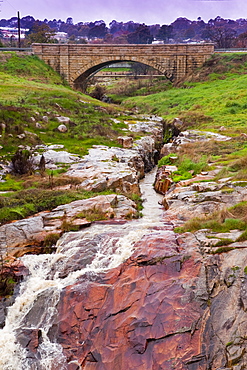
[{"xmin": 49, "ymin": 230, "xmax": 205, "ymax": 369}]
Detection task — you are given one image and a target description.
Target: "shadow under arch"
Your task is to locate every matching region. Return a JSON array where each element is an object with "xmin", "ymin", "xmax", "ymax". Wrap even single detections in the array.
[{"xmin": 73, "ymin": 60, "xmax": 166, "ymax": 91}]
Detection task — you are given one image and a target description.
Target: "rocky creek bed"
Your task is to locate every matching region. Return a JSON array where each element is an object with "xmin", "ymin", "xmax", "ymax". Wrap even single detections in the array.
[{"xmin": 1, "ymin": 120, "xmax": 247, "ymax": 369}]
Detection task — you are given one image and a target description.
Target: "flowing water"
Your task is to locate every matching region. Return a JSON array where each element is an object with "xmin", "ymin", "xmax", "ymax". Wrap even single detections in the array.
[{"xmin": 0, "ymin": 168, "xmax": 165, "ymax": 370}]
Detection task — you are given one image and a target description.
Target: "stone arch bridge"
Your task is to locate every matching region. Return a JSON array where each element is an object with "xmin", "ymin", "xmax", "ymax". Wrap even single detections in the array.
[{"xmin": 32, "ymin": 43, "xmax": 214, "ymax": 89}]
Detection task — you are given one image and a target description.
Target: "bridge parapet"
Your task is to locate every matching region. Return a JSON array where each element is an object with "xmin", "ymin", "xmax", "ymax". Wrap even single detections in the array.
[{"xmin": 32, "ymin": 43, "xmax": 214, "ymax": 89}]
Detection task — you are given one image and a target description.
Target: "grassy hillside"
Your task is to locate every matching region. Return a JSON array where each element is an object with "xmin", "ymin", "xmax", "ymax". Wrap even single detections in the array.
[
  {"xmin": 0, "ymin": 53, "xmax": 141, "ymax": 225},
  {"xmin": 0, "ymin": 52, "xmax": 133, "ymax": 160},
  {"xmin": 122, "ymin": 53, "xmax": 247, "ymax": 136}
]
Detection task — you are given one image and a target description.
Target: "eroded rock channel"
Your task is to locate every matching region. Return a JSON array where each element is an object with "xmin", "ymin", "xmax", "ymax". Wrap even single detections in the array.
[{"xmin": 1, "ymin": 118, "xmax": 247, "ymax": 369}]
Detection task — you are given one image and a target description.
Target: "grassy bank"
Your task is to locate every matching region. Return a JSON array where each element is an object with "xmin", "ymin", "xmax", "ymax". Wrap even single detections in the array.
[
  {"xmin": 0, "ymin": 53, "xmax": 143, "ymax": 224},
  {"xmin": 0, "ymin": 53, "xmax": 135, "ymax": 160},
  {"xmin": 122, "ymin": 53, "xmax": 247, "ymax": 136}
]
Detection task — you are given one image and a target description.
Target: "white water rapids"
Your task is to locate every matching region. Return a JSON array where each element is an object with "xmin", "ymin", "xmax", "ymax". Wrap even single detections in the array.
[{"xmin": 0, "ymin": 168, "xmax": 165, "ymax": 370}]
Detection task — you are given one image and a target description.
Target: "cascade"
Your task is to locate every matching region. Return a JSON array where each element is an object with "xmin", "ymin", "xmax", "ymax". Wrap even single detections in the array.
[{"xmin": 0, "ymin": 168, "xmax": 165, "ymax": 369}]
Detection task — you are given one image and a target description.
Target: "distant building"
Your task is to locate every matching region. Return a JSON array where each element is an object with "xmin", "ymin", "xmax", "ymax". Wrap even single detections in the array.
[
  {"xmin": 51, "ymin": 32, "xmax": 68, "ymax": 42},
  {"xmin": 0, "ymin": 27, "xmax": 28, "ymax": 39},
  {"xmin": 152, "ymin": 40, "xmax": 164, "ymax": 44}
]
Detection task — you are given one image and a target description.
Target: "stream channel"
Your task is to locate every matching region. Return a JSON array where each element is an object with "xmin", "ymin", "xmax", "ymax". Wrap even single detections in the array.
[{"xmin": 0, "ymin": 168, "xmax": 166, "ymax": 369}]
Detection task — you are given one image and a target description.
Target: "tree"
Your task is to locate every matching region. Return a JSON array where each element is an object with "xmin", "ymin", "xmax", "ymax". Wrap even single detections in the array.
[
  {"xmin": 88, "ymin": 22, "xmax": 108, "ymax": 40},
  {"xmin": 109, "ymin": 20, "xmax": 123, "ymax": 35},
  {"xmin": 130, "ymin": 62, "xmax": 153, "ymax": 77},
  {"xmin": 183, "ymin": 26, "xmax": 196, "ymax": 40},
  {"xmin": 26, "ymin": 21, "xmax": 56, "ymax": 43},
  {"xmin": 66, "ymin": 17, "xmax": 73, "ymax": 25},
  {"xmin": 127, "ymin": 24, "xmax": 153, "ymax": 44},
  {"xmin": 235, "ymin": 31, "xmax": 247, "ymax": 48},
  {"xmin": 207, "ymin": 24, "xmax": 236, "ymax": 48},
  {"xmin": 21, "ymin": 16, "xmax": 35, "ymax": 29},
  {"xmin": 156, "ymin": 25, "xmax": 173, "ymax": 42}
]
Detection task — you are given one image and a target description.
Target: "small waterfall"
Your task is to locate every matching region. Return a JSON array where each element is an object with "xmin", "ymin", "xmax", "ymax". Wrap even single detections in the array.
[
  {"xmin": 0, "ymin": 167, "xmax": 165, "ymax": 370},
  {"xmin": 139, "ymin": 167, "xmax": 164, "ymax": 222}
]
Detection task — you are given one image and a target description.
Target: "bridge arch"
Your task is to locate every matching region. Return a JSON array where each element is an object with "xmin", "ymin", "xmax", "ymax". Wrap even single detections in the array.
[
  {"xmin": 32, "ymin": 43, "xmax": 214, "ymax": 88},
  {"xmin": 73, "ymin": 58, "xmax": 166, "ymax": 90}
]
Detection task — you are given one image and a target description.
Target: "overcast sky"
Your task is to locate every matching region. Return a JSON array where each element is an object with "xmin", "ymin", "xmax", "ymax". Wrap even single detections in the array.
[{"xmin": 1, "ymin": 0, "xmax": 246, "ymax": 25}]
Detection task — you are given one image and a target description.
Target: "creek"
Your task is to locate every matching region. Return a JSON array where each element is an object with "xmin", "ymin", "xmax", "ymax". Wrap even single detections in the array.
[{"xmin": 0, "ymin": 167, "xmax": 166, "ymax": 370}]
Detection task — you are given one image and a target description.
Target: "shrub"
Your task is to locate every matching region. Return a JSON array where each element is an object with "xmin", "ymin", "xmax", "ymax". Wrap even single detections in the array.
[
  {"xmin": 214, "ymin": 238, "xmax": 234, "ymax": 247},
  {"xmin": 11, "ymin": 149, "xmax": 34, "ymax": 175},
  {"xmin": 0, "ymin": 256, "xmax": 19, "ymax": 297},
  {"xmin": 169, "ymin": 156, "xmax": 207, "ymax": 182},
  {"xmin": 229, "ymin": 201, "xmax": 247, "ymax": 219},
  {"xmin": 177, "ymin": 156, "xmax": 207, "ymax": 175},
  {"xmin": 75, "ymin": 207, "xmax": 107, "ymax": 222},
  {"xmin": 228, "ymin": 155, "xmax": 247, "ymax": 172},
  {"xmin": 42, "ymin": 233, "xmax": 60, "ymax": 253},
  {"xmin": 158, "ymin": 153, "xmax": 177, "ymax": 167},
  {"xmin": 39, "ymin": 154, "xmax": 46, "ymax": 177},
  {"xmin": 212, "ymin": 246, "xmax": 235, "ymax": 254},
  {"xmin": 43, "ymin": 233, "xmax": 60, "ymax": 248},
  {"xmin": 236, "ymin": 229, "xmax": 247, "ymax": 242},
  {"xmin": 90, "ymin": 85, "xmax": 106, "ymax": 101}
]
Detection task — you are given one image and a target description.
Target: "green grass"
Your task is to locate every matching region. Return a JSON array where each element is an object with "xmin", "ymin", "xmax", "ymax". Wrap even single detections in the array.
[
  {"xmin": 158, "ymin": 154, "xmax": 207, "ymax": 182},
  {"xmin": 0, "ymin": 187, "xmax": 115, "ymax": 225},
  {"xmin": 0, "ymin": 53, "xmax": 139, "ymax": 159},
  {"xmin": 0, "ymin": 53, "xmax": 65, "ymax": 84},
  {"xmin": 0, "ymin": 175, "xmax": 24, "ymax": 191},
  {"xmin": 106, "ymin": 77, "xmax": 171, "ymax": 103},
  {"xmin": 158, "ymin": 153, "xmax": 178, "ymax": 167},
  {"xmin": 121, "ymin": 54, "xmax": 247, "ymax": 134},
  {"xmin": 176, "ymin": 217, "xmax": 247, "ymax": 234}
]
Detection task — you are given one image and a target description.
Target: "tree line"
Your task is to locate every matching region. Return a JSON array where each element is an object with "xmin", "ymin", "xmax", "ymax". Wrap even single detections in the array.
[{"xmin": 1, "ymin": 15, "xmax": 247, "ymax": 48}]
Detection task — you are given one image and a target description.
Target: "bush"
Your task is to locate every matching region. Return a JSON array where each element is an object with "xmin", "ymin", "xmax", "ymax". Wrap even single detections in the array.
[
  {"xmin": 0, "ymin": 256, "xmax": 19, "ymax": 297},
  {"xmin": 90, "ymin": 85, "xmax": 106, "ymax": 101},
  {"xmin": 11, "ymin": 150, "xmax": 34, "ymax": 175},
  {"xmin": 236, "ymin": 229, "xmax": 247, "ymax": 242},
  {"xmin": 170, "ymin": 156, "xmax": 207, "ymax": 182},
  {"xmin": 42, "ymin": 233, "xmax": 60, "ymax": 253},
  {"xmin": 158, "ymin": 153, "xmax": 177, "ymax": 167},
  {"xmin": 212, "ymin": 246, "xmax": 235, "ymax": 254}
]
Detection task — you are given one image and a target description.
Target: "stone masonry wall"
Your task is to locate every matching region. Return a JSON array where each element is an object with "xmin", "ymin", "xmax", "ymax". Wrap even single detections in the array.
[{"xmin": 32, "ymin": 43, "xmax": 214, "ymax": 87}]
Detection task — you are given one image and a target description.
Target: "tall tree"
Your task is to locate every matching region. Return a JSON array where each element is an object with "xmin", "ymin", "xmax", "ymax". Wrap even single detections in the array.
[
  {"xmin": 26, "ymin": 21, "xmax": 56, "ymax": 43},
  {"xmin": 88, "ymin": 22, "xmax": 108, "ymax": 40},
  {"xmin": 207, "ymin": 23, "xmax": 236, "ymax": 48},
  {"xmin": 156, "ymin": 25, "xmax": 173, "ymax": 42},
  {"xmin": 127, "ymin": 24, "xmax": 153, "ymax": 44}
]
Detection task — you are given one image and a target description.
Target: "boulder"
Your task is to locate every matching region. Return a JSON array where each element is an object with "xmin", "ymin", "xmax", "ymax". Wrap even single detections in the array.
[
  {"xmin": 0, "ymin": 215, "xmax": 45, "ymax": 257},
  {"xmin": 56, "ymin": 116, "xmax": 70, "ymax": 125},
  {"xmin": 33, "ymin": 150, "xmax": 80, "ymax": 166},
  {"xmin": 42, "ymin": 116, "xmax": 49, "ymax": 123},
  {"xmin": 153, "ymin": 165, "xmax": 175, "ymax": 195},
  {"xmin": 0, "ymin": 195, "xmax": 137, "ymax": 258},
  {"xmin": 17, "ymin": 133, "xmax": 25, "ymax": 139},
  {"xmin": 117, "ymin": 136, "xmax": 133, "ymax": 149},
  {"xmin": 35, "ymin": 122, "xmax": 42, "ymax": 129},
  {"xmin": 57, "ymin": 124, "xmax": 68, "ymax": 133}
]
